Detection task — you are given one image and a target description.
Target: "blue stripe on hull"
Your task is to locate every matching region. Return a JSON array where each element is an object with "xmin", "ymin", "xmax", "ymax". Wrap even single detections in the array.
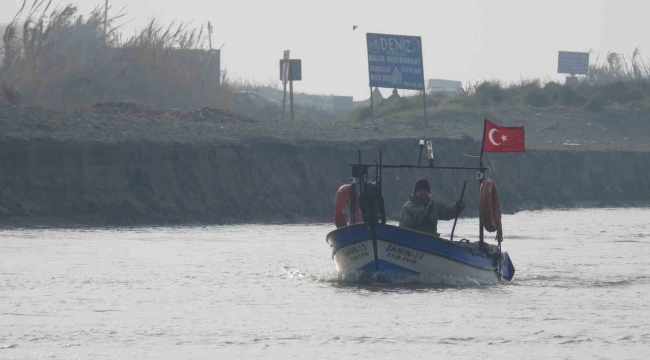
[
  {"xmin": 359, "ymin": 259, "xmax": 419, "ymax": 275},
  {"xmin": 326, "ymin": 224, "xmax": 371, "ymax": 252},
  {"xmin": 376, "ymin": 226, "xmax": 495, "ymax": 270},
  {"xmin": 327, "ymin": 224, "xmax": 496, "ymax": 271}
]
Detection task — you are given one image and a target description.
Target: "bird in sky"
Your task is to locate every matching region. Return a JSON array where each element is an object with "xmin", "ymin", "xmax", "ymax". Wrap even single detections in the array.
[{"xmin": 352, "ymin": 25, "xmax": 358, "ymax": 30}]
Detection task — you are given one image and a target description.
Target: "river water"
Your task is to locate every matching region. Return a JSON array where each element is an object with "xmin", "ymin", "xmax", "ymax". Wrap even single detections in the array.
[{"xmin": 1, "ymin": 208, "xmax": 649, "ymax": 359}]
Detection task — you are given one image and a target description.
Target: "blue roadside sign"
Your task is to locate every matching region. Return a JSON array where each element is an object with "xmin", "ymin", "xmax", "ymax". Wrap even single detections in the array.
[
  {"xmin": 558, "ymin": 51, "xmax": 589, "ymax": 75},
  {"xmin": 366, "ymin": 33, "xmax": 425, "ymax": 91}
]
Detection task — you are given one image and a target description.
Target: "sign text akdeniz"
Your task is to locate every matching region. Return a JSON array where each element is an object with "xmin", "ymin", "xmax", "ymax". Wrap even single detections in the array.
[
  {"xmin": 366, "ymin": 33, "xmax": 424, "ymax": 90},
  {"xmin": 557, "ymin": 51, "xmax": 589, "ymax": 75}
]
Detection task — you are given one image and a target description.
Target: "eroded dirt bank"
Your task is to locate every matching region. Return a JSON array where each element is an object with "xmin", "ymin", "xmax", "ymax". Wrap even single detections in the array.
[{"xmin": 1, "ymin": 135, "xmax": 648, "ymax": 227}]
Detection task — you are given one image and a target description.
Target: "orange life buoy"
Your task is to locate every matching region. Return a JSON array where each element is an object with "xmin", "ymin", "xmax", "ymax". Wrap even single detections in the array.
[
  {"xmin": 480, "ymin": 179, "xmax": 502, "ymax": 233},
  {"xmin": 334, "ymin": 184, "xmax": 362, "ymax": 228}
]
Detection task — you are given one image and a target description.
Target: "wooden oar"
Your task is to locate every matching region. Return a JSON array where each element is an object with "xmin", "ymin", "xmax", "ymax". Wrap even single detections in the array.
[{"xmin": 449, "ymin": 180, "xmax": 467, "ymax": 241}]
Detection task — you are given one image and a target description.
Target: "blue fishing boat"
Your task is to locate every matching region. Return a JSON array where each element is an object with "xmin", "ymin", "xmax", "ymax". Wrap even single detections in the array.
[
  {"xmin": 327, "ymin": 223, "xmax": 514, "ymax": 284},
  {"xmin": 326, "ymin": 120, "xmax": 520, "ymax": 284}
]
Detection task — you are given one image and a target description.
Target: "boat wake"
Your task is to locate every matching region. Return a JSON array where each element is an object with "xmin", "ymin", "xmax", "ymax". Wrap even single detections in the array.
[
  {"xmin": 281, "ymin": 266, "xmax": 498, "ymax": 287},
  {"xmin": 281, "ymin": 266, "xmax": 341, "ymax": 282}
]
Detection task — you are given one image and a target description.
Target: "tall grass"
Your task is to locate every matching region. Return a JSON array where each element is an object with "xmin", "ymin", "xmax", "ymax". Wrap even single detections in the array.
[
  {"xmin": 1, "ymin": 0, "xmax": 221, "ymax": 110},
  {"xmin": 586, "ymin": 49, "xmax": 650, "ymax": 84}
]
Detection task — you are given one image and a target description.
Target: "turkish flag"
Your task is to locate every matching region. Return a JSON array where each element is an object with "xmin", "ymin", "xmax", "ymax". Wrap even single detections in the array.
[{"xmin": 482, "ymin": 120, "xmax": 525, "ymax": 153}]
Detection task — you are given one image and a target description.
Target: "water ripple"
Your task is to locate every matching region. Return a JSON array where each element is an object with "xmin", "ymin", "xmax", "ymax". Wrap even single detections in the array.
[
  {"xmin": 513, "ymin": 274, "xmax": 649, "ymax": 288},
  {"xmin": 2, "ymin": 210, "xmax": 649, "ymax": 359}
]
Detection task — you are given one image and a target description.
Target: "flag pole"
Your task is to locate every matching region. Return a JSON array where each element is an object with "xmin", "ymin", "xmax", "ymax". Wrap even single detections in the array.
[{"xmin": 478, "ymin": 119, "xmax": 488, "ymax": 245}]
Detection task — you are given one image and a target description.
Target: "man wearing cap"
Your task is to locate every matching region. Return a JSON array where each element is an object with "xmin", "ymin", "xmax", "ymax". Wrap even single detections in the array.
[{"xmin": 399, "ymin": 178, "xmax": 466, "ymax": 237}]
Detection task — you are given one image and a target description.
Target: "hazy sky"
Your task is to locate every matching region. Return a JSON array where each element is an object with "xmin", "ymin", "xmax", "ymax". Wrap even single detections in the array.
[{"xmin": 3, "ymin": 0, "xmax": 649, "ymax": 100}]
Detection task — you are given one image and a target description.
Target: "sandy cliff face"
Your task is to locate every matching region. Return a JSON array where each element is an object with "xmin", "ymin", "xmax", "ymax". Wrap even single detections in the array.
[{"xmin": 1, "ymin": 136, "xmax": 648, "ymax": 227}]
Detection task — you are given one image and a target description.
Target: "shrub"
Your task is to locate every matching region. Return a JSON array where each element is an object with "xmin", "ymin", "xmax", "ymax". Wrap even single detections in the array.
[
  {"xmin": 0, "ymin": 80, "xmax": 19, "ymax": 105},
  {"xmin": 558, "ymin": 86, "xmax": 587, "ymax": 107},
  {"xmin": 541, "ymin": 82, "xmax": 562, "ymax": 102},
  {"xmin": 601, "ymin": 81, "xmax": 643, "ymax": 104},
  {"xmin": 584, "ymin": 95, "xmax": 605, "ymax": 111},
  {"xmin": 475, "ymin": 80, "xmax": 506, "ymax": 103},
  {"xmin": 355, "ymin": 107, "xmax": 372, "ymax": 121},
  {"xmin": 524, "ymin": 89, "xmax": 552, "ymax": 107}
]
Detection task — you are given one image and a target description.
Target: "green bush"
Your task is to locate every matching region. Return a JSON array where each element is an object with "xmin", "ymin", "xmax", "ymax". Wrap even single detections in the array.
[
  {"xmin": 517, "ymin": 79, "xmax": 543, "ymax": 93},
  {"xmin": 476, "ymin": 81, "xmax": 505, "ymax": 103},
  {"xmin": 356, "ymin": 107, "xmax": 372, "ymax": 121},
  {"xmin": 524, "ymin": 89, "xmax": 552, "ymax": 107},
  {"xmin": 379, "ymin": 96, "xmax": 410, "ymax": 111},
  {"xmin": 584, "ymin": 95, "xmax": 605, "ymax": 111},
  {"xmin": 601, "ymin": 81, "xmax": 627, "ymax": 103},
  {"xmin": 541, "ymin": 82, "xmax": 563, "ymax": 103},
  {"xmin": 559, "ymin": 86, "xmax": 587, "ymax": 107}
]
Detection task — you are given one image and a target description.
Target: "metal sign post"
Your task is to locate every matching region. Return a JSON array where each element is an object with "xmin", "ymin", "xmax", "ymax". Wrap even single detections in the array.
[
  {"xmin": 282, "ymin": 50, "xmax": 290, "ymax": 120},
  {"xmin": 290, "ymin": 79, "xmax": 295, "ymax": 122},
  {"xmin": 422, "ymin": 90, "xmax": 428, "ymax": 126},
  {"xmin": 279, "ymin": 55, "xmax": 302, "ymax": 122},
  {"xmin": 370, "ymin": 87, "xmax": 374, "ymax": 121},
  {"xmin": 365, "ymin": 33, "xmax": 426, "ymax": 125}
]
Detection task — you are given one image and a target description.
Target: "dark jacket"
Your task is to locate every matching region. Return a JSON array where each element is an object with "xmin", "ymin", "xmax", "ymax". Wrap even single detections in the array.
[{"xmin": 399, "ymin": 193, "xmax": 461, "ymax": 236}]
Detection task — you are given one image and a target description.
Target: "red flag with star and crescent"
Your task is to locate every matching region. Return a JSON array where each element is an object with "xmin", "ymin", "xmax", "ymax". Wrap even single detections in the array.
[{"xmin": 482, "ymin": 120, "xmax": 525, "ymax": 153}]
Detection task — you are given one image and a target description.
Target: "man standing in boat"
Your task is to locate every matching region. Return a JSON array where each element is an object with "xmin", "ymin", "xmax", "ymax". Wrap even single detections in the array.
[{"xmin": 399, "ymin": 178, "xmax": 466, "ymax": 237}]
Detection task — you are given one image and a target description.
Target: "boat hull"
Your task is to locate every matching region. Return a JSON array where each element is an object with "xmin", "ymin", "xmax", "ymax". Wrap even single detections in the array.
[{"xmin": 326, "ymin": 224, "xmax": 514, "ymax": 284}]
